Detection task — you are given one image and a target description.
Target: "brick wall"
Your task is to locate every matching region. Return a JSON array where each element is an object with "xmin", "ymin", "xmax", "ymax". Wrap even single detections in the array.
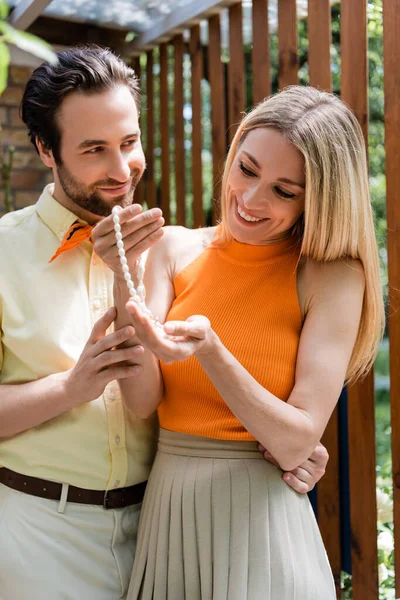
[{"xmin": 0, "ymin": 65, "xmax": 52, "ymax": 215}]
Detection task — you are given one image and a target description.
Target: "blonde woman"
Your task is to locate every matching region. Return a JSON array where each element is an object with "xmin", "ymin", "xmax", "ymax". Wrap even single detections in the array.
[{"xmin": 94, "ymin": 86, "xmax": 384, "ymax": 599}]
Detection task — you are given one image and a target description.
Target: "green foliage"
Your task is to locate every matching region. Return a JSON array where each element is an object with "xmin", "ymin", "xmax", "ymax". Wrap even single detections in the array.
[{"xmin": 0, "ymin": 3, "xmax": 57, "ymax": 96}]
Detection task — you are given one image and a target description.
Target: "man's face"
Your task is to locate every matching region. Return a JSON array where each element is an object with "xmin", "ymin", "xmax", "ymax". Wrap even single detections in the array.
[{"xmin": 49, "ymin": 85, "xmax": 145, "ymax": 222}]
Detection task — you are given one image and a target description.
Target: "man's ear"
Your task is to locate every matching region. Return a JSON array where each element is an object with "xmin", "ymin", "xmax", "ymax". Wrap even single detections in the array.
[{"xmin": 36, "ymin": 138, "xmax": 56, "ymax": 169}]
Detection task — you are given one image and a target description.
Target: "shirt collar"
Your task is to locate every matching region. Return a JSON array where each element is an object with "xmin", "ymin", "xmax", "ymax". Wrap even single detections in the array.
[{"xmin": 36, "ymin": 183, "xmax": 88, "ymax": 242}]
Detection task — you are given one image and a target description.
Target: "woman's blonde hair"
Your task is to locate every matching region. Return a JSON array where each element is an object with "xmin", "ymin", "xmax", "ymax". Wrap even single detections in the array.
[{"xmin": 216, "ymin": 85, "xmax": 384, "ymax": 384}]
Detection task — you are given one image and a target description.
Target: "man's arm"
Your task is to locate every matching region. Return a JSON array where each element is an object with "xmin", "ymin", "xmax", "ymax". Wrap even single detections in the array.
[{"xmin": 0, "ymin": 308, "xmax": 141, "ymax": 438}]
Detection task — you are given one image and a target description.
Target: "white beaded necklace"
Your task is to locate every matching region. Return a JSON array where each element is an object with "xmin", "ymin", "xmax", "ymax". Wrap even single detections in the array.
[{"xmin": 112, "ymin": 206, "xmax": 163, "ymax": 332}]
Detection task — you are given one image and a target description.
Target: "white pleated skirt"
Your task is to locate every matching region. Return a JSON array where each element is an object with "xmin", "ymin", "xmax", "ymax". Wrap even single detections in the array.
[{"xmin": 127, "ymin": 429, "xmax": 336, "ymax": 600}]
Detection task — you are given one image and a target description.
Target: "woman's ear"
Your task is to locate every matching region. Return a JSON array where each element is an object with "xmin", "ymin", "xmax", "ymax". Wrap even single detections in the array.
[{"xmin": 36, "ymin": 138, "xmax": 56, "ymax": 169}]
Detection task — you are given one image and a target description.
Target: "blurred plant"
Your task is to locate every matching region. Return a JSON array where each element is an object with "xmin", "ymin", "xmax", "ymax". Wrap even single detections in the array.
[
  {"xmin": 0, "ymin": 0, "xmax": 56, "ymax": 211},
  {"xmin": 0, "ymin": 0, "xmax": 56, "ymax": 95}
]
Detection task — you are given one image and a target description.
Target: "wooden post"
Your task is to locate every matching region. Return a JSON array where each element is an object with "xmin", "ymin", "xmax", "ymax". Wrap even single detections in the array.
[
  {"xmin": 342, "ymin": 1, "xmax": 379, "ymax": 597},
  {"xmin": 208, "ymin": 13, "xmax": 227, "ymax": 223},
  {"xmin": 383, "ymin": 0, "xmax": 400, "ymax": 593},
  {"xmin": 277, "ymin": 0, "xmax": 298, "ymax": 89},
  {"xmin": 228, "ymin": 2, "xmax": 245, "ymax": 142},
  {"xmin": 251, "ymin": 0, "xmax": 270, "ymax": 104},
  {"xmin": 146, "ymin": 50, "xmax": 157, "ymax": 210},
  {"xmin": 190, "ymin": 24, "xmax": 204, "ymax": 228},
  {"xmin": 173, "ymin": 35, "xmax": 186, "ymax": 226},
  {"xmin": 308, "ymin": 3, "xmax": 340, "ymax": 597},
  {"xmin": 159, "ymin": 43, "xmax": 171, "ymax": 224}
]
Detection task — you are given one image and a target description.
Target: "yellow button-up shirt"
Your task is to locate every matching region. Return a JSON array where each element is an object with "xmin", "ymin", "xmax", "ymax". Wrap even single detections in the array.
[{"xmin": 0, "ymin": 185, "xmax": 157, "ymax": 490}]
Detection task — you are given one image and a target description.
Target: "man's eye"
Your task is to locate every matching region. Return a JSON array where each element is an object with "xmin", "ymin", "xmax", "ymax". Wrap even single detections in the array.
[
  {"xmin": 85, "ymin": 147, "xmax": 102, "ymax": 154},
  {"xmin": 123, "ymin": 139, "xmax": 136, "ymax": 147},
  {"xmin": 239, "ymin": 161, "xmax": 256, "ymax": 177},
  {"xmin": 274, "ymin": 186, "xmax": 295, "ymax": 199}
]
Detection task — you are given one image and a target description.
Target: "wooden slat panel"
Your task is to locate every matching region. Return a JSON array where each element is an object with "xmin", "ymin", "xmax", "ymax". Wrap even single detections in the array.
[
  {"xmin": 347, "ymin": 373, "xmax": 378, "ymax": 597},
  {"xmin": 159, "ymin": 43, "xmax": 171, "ymax": 224},
  {"xmin": 146, "ymin": 50, "xmax": 157, "ymax": 210},
  {"xmin": 308, "ymin": 11, "xmax": 340, "ymax": 594},
  {"xmin": 251, "ymin": 0, "xmax": 270, "ymax": 103},
  {"xmin": 189, "ymin": 24, "xmax": 204, "ymax": 228},
  {"xmin": 208, "ymin": 13, "xmax": 227, "ymax": 224},
  {"xmin": 383, "ymin": 0, "xmax": 400, "ymax": 593},
  {"xmin": 228, "ymin": 2, "xmax": 245, "ymax": 142},
  {"xmin": 308, "ymin": 4, "xmax": 340, "ymax": 592},
  {"xmin": 277, "ymin": 0, "xmax": 298, "ymax": 89},
  {"xmin": 173, "ymin": 35, "xmax": 186, "ymax": 226},
  {"xmin": 132, "ymin": 56, "xmax": 144, "ymax": 207},
  {"xmin": 318, "ymin": 413, "xmax": 341, "ymax": 598},
  {"xmin": 308, "ymin": 0, "xmax": 331, "ymax": 92},
  {"xmin": 342, "ymin": 2, "xmax": 378, "ymax": 597}
]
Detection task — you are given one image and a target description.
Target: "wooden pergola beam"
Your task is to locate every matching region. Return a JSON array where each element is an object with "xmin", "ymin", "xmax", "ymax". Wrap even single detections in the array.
[
  {"xmin": 126, "ymin": 0, "xmax": 239, "ymax": 55},
  {"xmin": 27, "ymin": 16, "xmax": 128, "ymax": 51},
  {"xmin": 11, "ymin": 0, "xmax": 53, "ymax": 30}
]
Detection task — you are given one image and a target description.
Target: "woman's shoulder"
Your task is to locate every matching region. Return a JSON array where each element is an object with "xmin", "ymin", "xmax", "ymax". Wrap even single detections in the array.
[
  {"xmin": 298, "ymin": 257, "xmax": 365, "ymax": 316},
  {"xmin": 162, "ymin": 225, "xmax": 217, "ymax": 248},
  {"xmin": 153, "ymin": 226, "xmax": 218, "ymax": 278}
]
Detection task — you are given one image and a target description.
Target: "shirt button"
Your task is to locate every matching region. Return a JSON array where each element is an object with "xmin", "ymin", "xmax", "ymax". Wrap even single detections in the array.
[
  {"xmin": 115, "ymin": 435, "xmax": 120, "ymax": 445},
  {"xmin": 92, "ymin": 257, "xmax": 97, "ymax": 266},
  {"xmin": 108, "ymin": 391, "xmax": 116, "ymax": 400},
  {"xmin": 114, "ymin": 480, "xmax": 120, "ymax": 489},
  {"xmin": 59, "ymin": 231, "xmax": 65, "ymax": 238},
  {"xmin": 93, "ymin": 299, "xmax": 101, "ymax": 309}
]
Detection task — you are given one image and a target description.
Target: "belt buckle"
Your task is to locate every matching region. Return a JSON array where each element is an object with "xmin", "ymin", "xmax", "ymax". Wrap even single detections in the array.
[{"xmin": 103, "ymin": 490, "xmax": 110, "ymax": 510}]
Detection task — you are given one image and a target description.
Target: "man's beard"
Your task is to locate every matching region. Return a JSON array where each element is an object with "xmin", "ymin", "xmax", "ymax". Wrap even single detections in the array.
[{"xmin": 56, "ymin": 162, "xmax": 143, "ymax": 217}]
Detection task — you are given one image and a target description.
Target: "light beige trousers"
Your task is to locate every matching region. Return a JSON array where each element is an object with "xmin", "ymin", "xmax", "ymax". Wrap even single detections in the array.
[{"xmin": 0, "ymin": 482, "xmax": 141, "ymax": 600}]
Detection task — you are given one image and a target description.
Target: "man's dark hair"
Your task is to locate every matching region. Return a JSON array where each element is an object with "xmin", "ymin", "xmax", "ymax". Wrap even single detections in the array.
[{"xmin": 20, "ymin": 45, "xmax": 141, "ymax": 164}]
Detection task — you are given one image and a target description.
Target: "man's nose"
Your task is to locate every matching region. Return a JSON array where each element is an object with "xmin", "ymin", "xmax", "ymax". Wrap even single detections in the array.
[{"xmin": 107, "ymin": 152, "xmax": 131, "ymax": 182}]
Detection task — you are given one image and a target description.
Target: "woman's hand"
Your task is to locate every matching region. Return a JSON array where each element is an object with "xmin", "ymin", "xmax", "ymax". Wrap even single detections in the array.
[
  {"xmin": 125, "ymin": 300, "xmax": 217, "ymax": 364},
  {"xmin": 91, "ymin": 204, "xmax": 165, "ymax": 278}
]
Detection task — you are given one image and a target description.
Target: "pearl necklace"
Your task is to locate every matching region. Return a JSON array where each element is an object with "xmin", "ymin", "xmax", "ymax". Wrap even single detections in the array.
[{"xmin": 112, "ymin": 206, "xmax": 163, "ymax": 332}]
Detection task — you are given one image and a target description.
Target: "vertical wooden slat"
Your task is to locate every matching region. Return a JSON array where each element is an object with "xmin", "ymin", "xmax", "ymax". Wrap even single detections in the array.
[
  {"xmin": 383, "ymin": 0, "xmax": 400, "ymax": 593},
  {"xmin": 208, "ymin": 13, "xmax": 226, "ymax": 224},
  {"xmin": 277, "ymin": 0, "xmax": 298, "ymax": 89},
  {"xmin": 342, "ymin": 2, "xmax": 379, "ymax": 597},
  {"xmin": 308, "ymin": 0, "xmax": 331, "ymax": 92},
  {"xmin": 132, "ymin": 56, "xmax": 144, "ymax": 207},
  {"xmin": 190, "ymin": 24, "xmax": 203, "ymax": 228},
  {"xmin": 173, "ymin": 35, "xmax": 186, "ymax": 226},
  {"xmin": 308, "ymin": 3, "xmax": 340, "ymax": 596},
  {"xmin": 159, "ymin": 42, "xmax": 171, "ymax": 224},
  {"xmin": 228, "ymin": 2, "xmax": 245, "ymax": 142},
  {"xmin": 146, "ymin": 50, "xmax": 156, "ymax": 210},
  {"xmin": 317, "ymin": 412, "xmax": 341, "ymax": 598},
  {"xmin": 251, "ymin": 0, "xmax": 270, "ymax": 104}
]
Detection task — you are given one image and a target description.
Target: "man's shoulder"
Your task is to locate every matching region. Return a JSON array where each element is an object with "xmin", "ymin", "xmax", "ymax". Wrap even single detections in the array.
[{"xmin": 0, "ymin": 205, "xmax": 37, "ymax": 232}]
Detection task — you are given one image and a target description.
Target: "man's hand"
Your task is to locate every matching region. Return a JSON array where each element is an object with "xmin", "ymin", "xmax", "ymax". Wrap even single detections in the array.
[
  {"xmin": 64, "ymin": 307, "xmax": 144, "ymax": 404},
  {"xmin": 259, "ymin": 442, "xmax": 329, "ymax": 494},
  {"xmin": 92, "ymin": 205, "xmax": 164, "ymax": 278}
]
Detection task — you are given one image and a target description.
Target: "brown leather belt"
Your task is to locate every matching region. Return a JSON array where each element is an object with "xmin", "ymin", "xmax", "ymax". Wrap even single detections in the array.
[{"xmin": 0, "ymin": 467, "xmax": 146, "ymax": 509}]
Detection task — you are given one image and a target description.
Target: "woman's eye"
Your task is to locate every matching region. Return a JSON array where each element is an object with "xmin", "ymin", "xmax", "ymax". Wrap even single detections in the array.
[
  {"xmin": 274, "ymin": 186, "xmax": 295, "ymax": 199},
  {"xmin": 239, "ymin": 161, "xmax": 256, "ymax": 177}
]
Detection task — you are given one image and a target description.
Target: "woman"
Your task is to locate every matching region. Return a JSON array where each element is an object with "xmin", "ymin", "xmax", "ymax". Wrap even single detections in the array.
[{"xmin": 95, "ymin": 86, "xmax": 384, "ymax": 598}]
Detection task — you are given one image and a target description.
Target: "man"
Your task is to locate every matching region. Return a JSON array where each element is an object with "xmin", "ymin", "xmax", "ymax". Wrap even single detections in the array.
[{"xmin": 0, "ymin": 46, "xmax": 328, "ymax": 599}]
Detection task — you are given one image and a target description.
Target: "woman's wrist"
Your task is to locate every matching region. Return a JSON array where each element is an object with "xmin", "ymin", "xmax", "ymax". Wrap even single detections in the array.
[{"xmin": 195, "ymin": 328, "xmax": 221, "ymax": 360}]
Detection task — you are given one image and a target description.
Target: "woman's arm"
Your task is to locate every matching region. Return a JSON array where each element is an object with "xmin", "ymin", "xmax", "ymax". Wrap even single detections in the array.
[
  {"xmin": 127, "ymin": 259, "xmax": 365, "ymax": 470},
  {"xmin": 195, "ymin": 259, "xmax": 365, "ymax": 470}
]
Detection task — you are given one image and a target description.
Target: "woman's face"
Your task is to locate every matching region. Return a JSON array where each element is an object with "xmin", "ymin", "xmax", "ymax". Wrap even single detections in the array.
[{"xmin": 225, "ymin": 127, "xmax": 306, "ymax": 245}]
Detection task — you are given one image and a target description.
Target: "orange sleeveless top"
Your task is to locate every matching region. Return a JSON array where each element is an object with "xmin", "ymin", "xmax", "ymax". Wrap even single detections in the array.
[{"xmin": 158, "ymin": 235, "xmax": 302, "ymax": 440}]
